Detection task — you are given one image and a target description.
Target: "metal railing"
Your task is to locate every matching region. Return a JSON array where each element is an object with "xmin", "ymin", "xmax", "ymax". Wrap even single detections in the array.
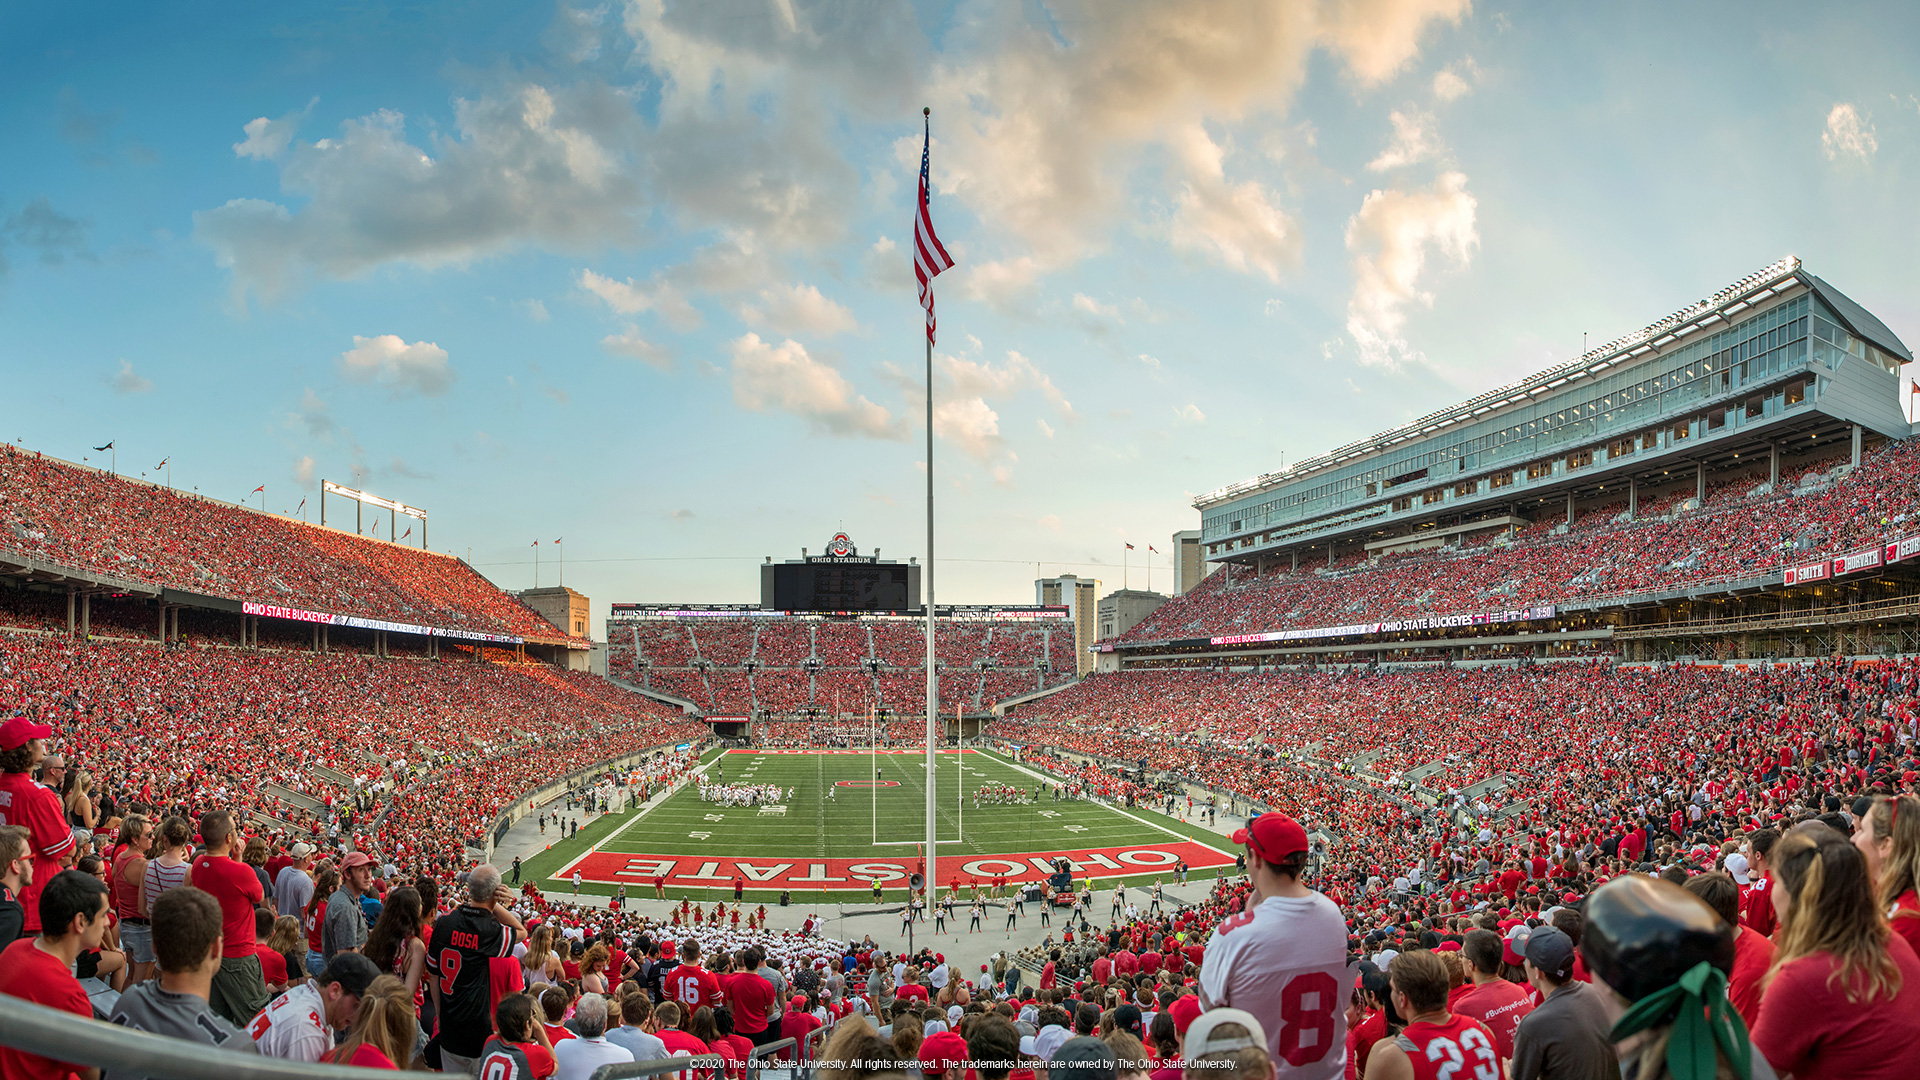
[
  {"xmin": 592, "ymin": 1053, "xmax": 730, "ymax": 1080},
  {"xmin": 0, "ymin": 997, "xmax": 401, "ymax": 1080}
]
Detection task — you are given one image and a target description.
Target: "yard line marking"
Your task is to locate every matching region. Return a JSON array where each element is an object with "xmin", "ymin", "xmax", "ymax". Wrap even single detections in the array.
[{"xmin": 974, "ymin": 748, "xmax": 1237, "ymax": 860}]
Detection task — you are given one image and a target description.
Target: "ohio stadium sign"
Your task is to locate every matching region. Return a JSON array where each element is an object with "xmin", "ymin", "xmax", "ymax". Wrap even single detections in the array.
[{"xmin": 558, "ymin": 841, "xmax": 1234, "ymax": 891}]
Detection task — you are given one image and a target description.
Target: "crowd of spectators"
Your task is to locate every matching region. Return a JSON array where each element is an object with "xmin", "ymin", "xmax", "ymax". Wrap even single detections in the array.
[
  {"xmin": 0, "ymin": 446, "xmax": 575, "ymax": 642},
  {"xmin": 609, "ymin": 618, "xmax": 1074, "ymax": 719},
  {"xmin": 1126, "ymin": 439, "xmax": 1920, "ymax": 645}
]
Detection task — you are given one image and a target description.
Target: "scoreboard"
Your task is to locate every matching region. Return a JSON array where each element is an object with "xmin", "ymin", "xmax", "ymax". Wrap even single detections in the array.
[
  {"xmin": 759, "ymin": 532, "xmax": 919, "ymax": 613},
  {"xmin": 765, "ymin": 562, "xmax": 915, "ymax": 612}
]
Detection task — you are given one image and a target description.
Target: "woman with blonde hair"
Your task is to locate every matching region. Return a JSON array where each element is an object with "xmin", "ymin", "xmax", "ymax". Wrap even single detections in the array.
[
  {"xmin": 1852, "ymin": 792, "xmax": 1920, "ymax": 957},
  {"xmin": 266, "ymin": 915, "xmax": 306, "ymax": 989},
  {"xmin": 329, "ymin": 974, "xmax": 418, "ymax": 1068},
  {"xmin": 523, "ymin": 925, "xmax": 558, "ymax": 988},
  {"xmin": 581, "ymin": 943, "xmax": 612, "ymax": 995},
  {"xmin": 1750, "ymin": 824, "xmax": 1920, "ymax": 1079},
  {"xmin": 62, "ymin": 766, "xmax": 96, "ymax": 830}
]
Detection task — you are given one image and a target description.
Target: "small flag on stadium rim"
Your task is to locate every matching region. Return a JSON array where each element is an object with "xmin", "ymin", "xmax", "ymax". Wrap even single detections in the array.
[
  {"xmin": 94, "ymin": 441, "xmax": 113, "ymax": 452},
  {"xmin": 155, "ymin": 458, "xmax": 167, "ymax": 469},
  {"xmin": 251, "ymin": 485, "xmax": 264, "ymax": 494},
  {"xmin": 1911, "ymin": 379, "xmax": 1919, "ymax": 395},
  {"xmin": 914, "ymin": 108, "xmax": 954, "ymax": 346},
  {"xmin": 1149, "ymin": 545, "xmax": 1158, "ymax": 553},
  {"xmin": 1125, "ymin": 543, "xmax": 1135, "ymax": 550}
]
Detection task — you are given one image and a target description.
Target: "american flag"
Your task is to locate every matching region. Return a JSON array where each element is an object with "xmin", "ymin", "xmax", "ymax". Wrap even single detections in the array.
[{"xmin": 914, "ymin": 110, "xmax": 955, "ymax": 345}]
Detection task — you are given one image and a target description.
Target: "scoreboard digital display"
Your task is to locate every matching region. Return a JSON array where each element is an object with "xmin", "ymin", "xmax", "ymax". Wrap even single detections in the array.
[{"xmin": 769, "ymin": 563, "xmax": 914, "ymax": 612}]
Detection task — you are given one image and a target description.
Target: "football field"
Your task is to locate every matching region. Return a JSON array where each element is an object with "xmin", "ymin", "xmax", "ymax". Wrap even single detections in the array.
[{"xmin": 541, "ymin": 748, "xmax": 1235, "ymax": 897}]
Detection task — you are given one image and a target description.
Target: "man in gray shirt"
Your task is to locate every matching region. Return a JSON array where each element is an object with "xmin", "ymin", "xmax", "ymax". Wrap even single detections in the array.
[
  {"xmin": 271, "ymin": 842, "xmax": 316, "ymax": 919},
  {"xmin": 108, "ymin": 887, "xmax": 256, "ymax": 1080},
  {"xmin": 321, "ymin": 851, "xmax": 374, "ymax": 960},
  {"xmin": 1510, "ymin": 927, "xmax": 1615, "ymax": 1080},
  {"xmin": 758, "ymin": 953, "xmax": 789, "ymax": 1031}
]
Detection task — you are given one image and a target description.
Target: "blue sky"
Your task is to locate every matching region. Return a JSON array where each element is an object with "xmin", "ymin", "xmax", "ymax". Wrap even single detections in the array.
[{"xmin": 4, "ymin": 1, "xmax": 1918, "ymax": 634}]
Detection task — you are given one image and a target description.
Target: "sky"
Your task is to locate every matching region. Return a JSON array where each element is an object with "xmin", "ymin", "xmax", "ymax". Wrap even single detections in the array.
[{"xmin": 4, "ymin": 1, "xmax": 1919, "ymax": 637}]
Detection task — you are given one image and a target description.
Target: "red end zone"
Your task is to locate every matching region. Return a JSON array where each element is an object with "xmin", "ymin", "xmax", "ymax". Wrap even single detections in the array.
[{"xmin": 558, "ymin": 841, "xmax": 1234, "ymax": 891}]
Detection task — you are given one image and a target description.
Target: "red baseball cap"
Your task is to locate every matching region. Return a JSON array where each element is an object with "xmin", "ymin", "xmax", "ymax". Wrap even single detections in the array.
[
  {"xmin": 1168, "ymin": 994, "xmax": 1202, "ymax": 1035},
  {"xmin": 341, "ymin": 851, "xmax": 376, "ymax": 869},
  {"xmin": 919, "ymin": 1030, "xmax": 969, "ymax": 1074},
  {"xmin": 0, "ymin": 717, "xmax": 52, "ymax": 751},
  {"xmin": 1231, "ymin": 814, "xmax": 1309, "ymax": 864}
]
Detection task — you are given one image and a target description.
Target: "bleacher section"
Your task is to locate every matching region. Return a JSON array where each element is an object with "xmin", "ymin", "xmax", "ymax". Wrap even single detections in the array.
[{"xmin": 608, "ymin": 613, "xmax": 1075, "ymax": 717}]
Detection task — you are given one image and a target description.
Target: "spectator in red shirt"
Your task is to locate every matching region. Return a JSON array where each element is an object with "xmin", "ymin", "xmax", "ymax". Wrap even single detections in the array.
[
  {"xmin": 252, "ymin": 905, "xmax": 290, "ymax": 993},
  {"xmin": 0, "ymin": 717, "xmax": 77, "ymax": 936},
  {"xmin": 1740, "ymin": 829, "xmax": 1780, "ymax": 939},
  {"xmin": 0, "ymin": 868, "xmax": 111, "ymax": 1080},
  {"xmin": 1682, "ymin": 872, "xmax": 1772, "ymax": 1029},
  {"xmin": 779, "ymin": 993, "xmax": 822, "ymax": 1057},
  {"xmin": 727, "ymin": 947, "xmax": 776, "ymax": 1046},
  {"xmin": 1452, "ymin": 929, "xmax": 1533, "ymax": 1062},
  {"xmin": 1750, "ymin": 826, "xmax": 1920, "ymax": 1080},
  {"xmin": 1854, "ymin": 793, "xmax": 1920, "ymax": 959},
  {"xmin": 188, "ymin": 810, "xmax": 270, "ymax": 1026}
]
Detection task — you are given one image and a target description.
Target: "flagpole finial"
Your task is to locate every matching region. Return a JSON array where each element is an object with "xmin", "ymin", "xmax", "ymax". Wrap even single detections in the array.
[{"xmin": 923, "ymin": 106, "xmax": 930, "ymax": 116}]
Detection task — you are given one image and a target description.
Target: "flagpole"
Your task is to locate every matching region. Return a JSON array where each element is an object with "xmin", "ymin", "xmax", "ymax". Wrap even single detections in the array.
[
  {"xmin": 925, "ymin": 262, "xmax": 939, "ymax": 907},
  {"xmin": 923, "ymin": 106, "xmax": 939, "ymax": 911}
]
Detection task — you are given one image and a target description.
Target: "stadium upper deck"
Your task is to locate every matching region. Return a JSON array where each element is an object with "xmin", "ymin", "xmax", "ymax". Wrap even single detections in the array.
[
  {"xmin": 0, "ymin": 444, "xmax": 585, "ymax": 650},
  {"xmin": 1196, "ymin": 257, "xmax": 1912, "ymax": 562}
]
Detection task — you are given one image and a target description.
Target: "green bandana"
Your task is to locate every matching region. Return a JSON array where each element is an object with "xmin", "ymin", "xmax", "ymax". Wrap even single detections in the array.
[{"xmin": 1609, "ymin": 961, "xmax": 1753, "ymax": 1080}]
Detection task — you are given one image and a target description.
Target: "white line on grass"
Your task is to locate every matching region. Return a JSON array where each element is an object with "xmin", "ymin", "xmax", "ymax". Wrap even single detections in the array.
[
  {"xmin": 973, "ymin": 748, "xmax": 1237, "ymax": 861},
  {"xmin": 554, "ymin": 751, "xmax": 726, "ymax": 879}
]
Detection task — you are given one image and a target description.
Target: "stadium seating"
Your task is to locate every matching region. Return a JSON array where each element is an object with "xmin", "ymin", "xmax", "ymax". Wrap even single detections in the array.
[
  {"xmin": 0, "ymin": 633, "xmax": 700, "ymax": 881},
  {"xmin": 0, "ymin": 446, "xmax": 574, "ymax": 641},
  {"xmin": 1125, "ymin": 440, "xmax": 1920, "ymax": 644},
  {"xmin": 609, "ymin": 612, "xmax": 1075, "ymax": 718}
]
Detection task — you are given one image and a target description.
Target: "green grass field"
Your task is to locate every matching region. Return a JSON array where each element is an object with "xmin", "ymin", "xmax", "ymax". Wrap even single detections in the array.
[{"xmin": 512, "ymin": 747, "xmax": 1235, "ymax": 903}]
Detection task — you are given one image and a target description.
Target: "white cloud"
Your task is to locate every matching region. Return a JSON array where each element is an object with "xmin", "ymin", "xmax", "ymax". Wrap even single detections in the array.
[
  {"xmin": 1174, "ymin": 403, "xmax": 1207, "ymax": 424},
  {"xmin": 1166, "ymin": 124, "xmax": 1298, "ymax": 282},
  {"xmin": 1070, "ymin": 292, "xmax": 1125, "ymax": 336},
  {"xmin": 1366, "ymin": 110, "xmax": 1440, "ymax": 171},
  {"xmin": 729, "ymin": 333, "xmax": 903, "ymax": 439},
  {"xmin": 1822, "ymin": 103, "xmax": 1877, "ymax": 163},
  {"xmin": 337, "ymin": 334, "xmax": 455, "ymax": 396},
  {"xmin": 290, "ymin": 388, "xmax": 335, "ymax": 438},
  {"xmin": 601, "ymin": 326, "xmax": 674, "ymax": 371},
  {"xmin": 578, "ymin": 268, "xmax": 703, "ymax": 332},
  {"xmin": 233, "ymin": 100, "xmax": 316, "ymax": 161},
  {"xmin": 941, "ymin": 350, "xmax": 1074, "ymax": 419},
  {"xmin": 1432, "ymin": 55, "xmax": 1480, "ymax": 102},
  {"xmin": 1344, "ymin": 170, "xmax": 1478, "ymax": 367},
  {"xmin": 1037, "ymin": 418, "xmax": 1056, "ymax": 439},
  {"xmin": 961, "ymin": 256, "xmax": 1043, "ymax": 314},
  {"xmin": 196, "ymin": 84, "xmax": 647, "ymax": 303},
  {"xmin": 916, "ymin": 0, "xmax": 1465, "ymax": 275},
  {"xmin": 1320, "ymin": 0, "xmax": 1474, "ymax": 85},
  {"xmin": 737, "ymin": 282, "xmax": 861, "ymax": 338},
  {"xmin": 934, "ymin": 394, "xmax": 1004, "ymax": 461},
  {"xmin": 292, "ymin": 455, "xmax": 315, "ymax": 487},
  {"xmin": 1039, "ymin": 513, "xmax": 1062, "ymax": 531},
  {"xmin": 516, "ymin": 299, "xmax": 550, "ymax": 322},
  {"xmin": 111, "ymin": 360, "xmax": 153, "ymax": 395}
]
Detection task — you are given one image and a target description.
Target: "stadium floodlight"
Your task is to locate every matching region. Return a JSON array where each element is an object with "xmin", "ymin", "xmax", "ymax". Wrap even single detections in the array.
[{"xmin": 320, "ymin": 479, "xmax": 429, "ymax": 548}]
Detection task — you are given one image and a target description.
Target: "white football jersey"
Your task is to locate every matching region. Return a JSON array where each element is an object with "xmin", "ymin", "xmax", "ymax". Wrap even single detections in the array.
[{"xmin": 1198, "ymin": 891, "xmax": 1354, "ymax": 1080}]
